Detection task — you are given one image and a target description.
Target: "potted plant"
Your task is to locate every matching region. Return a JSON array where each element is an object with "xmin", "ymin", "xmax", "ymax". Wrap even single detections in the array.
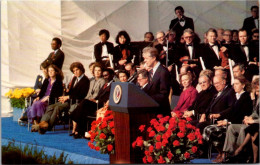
[
  {"xmin": 132, "ymin": 113, "xmax": 203, "ymax": 163},
  {"xmin": 5, "ymin": 88, "xmax": 35, "ymax": 121}
]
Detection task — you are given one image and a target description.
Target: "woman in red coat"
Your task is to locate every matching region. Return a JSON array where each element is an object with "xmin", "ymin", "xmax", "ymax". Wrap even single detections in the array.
[{"xmin": 171, "ymin": 72, "xmax": 198, "ymax": 117}]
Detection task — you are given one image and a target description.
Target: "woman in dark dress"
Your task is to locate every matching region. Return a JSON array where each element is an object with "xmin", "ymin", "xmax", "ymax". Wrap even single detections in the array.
[{"xmin": 113, "ymin": 30, "xmax": 133, "ymax": 70}]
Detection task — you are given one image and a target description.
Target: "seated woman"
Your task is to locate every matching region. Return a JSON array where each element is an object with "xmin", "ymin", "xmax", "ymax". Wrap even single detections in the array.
[
  {"xmin": 70, "ymin": 64, "xmax": 105, "ymax": 138},
  {"xmin": 113, "ymin": 31, "xmax": 133, "ymax": 70},
  {"xmin": 27, "ymin": 64, "xmax": 64, "ymax": 125},
  {"xmin": 224, "ymin": 77, "xmax": 259, "ymax": 163},
  {"xmin": 203, "ymin": 76, "xmax": 253, "ymax": 163},
  {"xmin": 171, "ymin": 72, "xmax": 198, "ymax": 117}
]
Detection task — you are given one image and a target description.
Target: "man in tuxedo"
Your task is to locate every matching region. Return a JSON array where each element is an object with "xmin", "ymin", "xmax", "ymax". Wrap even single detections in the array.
[
  {"xmin": 45, "ymin": 38, "xmax": 64, "ymax": 70},
  {"xmin": 35, "ymin": 62, "xmax": 90, "ymax": 134},
  {"xmin": 197, "ymin": 75, "xmax": 236, "ymax": 132},
  {"xmin": 179, "ymin": 28, "xmax": 202, "ymax": 76},
  {"xmin": 242, "ymin": 6, "xmax": 259, "ymax": 37},
  {"xmin": 94, "ymin": 29, "xmax": 114, "ymax": 67},
  {"xmin": 142, "ymin": 47, "xmax": 171, "ymax": 116},
  {"xmin": 137, "ymin": 69, "xmax": 149, "ymax": 91},
  {"xmin": 201, "ymin": 28, "xmax": 222, "ymax": 70},
  {"xmin": 169, "ymin": 6, "xmax": 194, "ymax": 42}
]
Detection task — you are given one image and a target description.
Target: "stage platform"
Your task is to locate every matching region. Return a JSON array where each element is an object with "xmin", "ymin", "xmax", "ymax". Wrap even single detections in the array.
[{"xmin": 1, "ymin": 117, "xmax": 214, "ymax": 164}]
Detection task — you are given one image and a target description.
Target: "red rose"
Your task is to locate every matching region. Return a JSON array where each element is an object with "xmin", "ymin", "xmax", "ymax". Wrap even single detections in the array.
[
  {"xmin": 198, "ymin": 139, "xmax": 203, "ymax": 144},
  {"xmin": 103, "ymin": 117, "xmax": 109, "ymax": 122},
  {"xmin": 111, "ymin": 128, "xmax": 115, "ymax": 134},
  {"xmin": 144, "ymin": 150, "xmax": 150, "ymax": 156},
  {"xmin": 156, "ymin": 135, "xmax": 161, "ymax": 142},
  {"xmin": 91, "ymin": 138, "xmax": 94, "ymax": 142},
  {"xmin": 136, "ymin": 139, "xmax": 144, "ymax": 147},
  {"xmin": 155, "ymin": 142, "xmax": 162, "ymax": 150},
  {"xmin": 99, "ymin": 121, "xmax": 108, "ymax": 129},
  {"xmin": 186, "ymin": 123, "xmax": 193, "ymax": 129},
  {"xmin": 149, "ymin": 131, "xmax": 156, "ymax": 137},
  {"xmin": 186, "ymin": 117, "xmax": 192, "ymax": 121},
  {"xmin": 184, "ymin": 152, "xmax": 190, "ymax": 159},
  {"xmin": 158, "ymin": 125, "xmax": 166, "ymax": 132},
  {"xmin": 95, "ymin": 146, "xmax": 100, "ymax": 151},
  {"xmin": 162, "ymin": 139, "xmax": 168, "ymax": 146},
  {"xmin": 195, "ymin": 128, "xmax": 201, "ymax": 136},
  {"xmin": 179, "ymin": 126, "xmax": 186, "ymax": 132},
  {"xmin": 132, "ymin": 141, "xmax": 137, "ymax": 148},
  {"xmin": 109, "ymin": 121, "xmax": 114, "ymax": 128},
  {"xmin": 173, "ymin": 140, "xmax": 180, "ymax": 146},
  {"xmin": 166, "ymin": 130, "xmax": 172, "ymax": 138},
  {"xmin": 157, "ymin": 156, "xmax": 165, "ymax": 164},
  {"xmin": 139, "ymin": 125, "xmax": 146, "ymax": 132},
  {"xmin": 147, "ymin": 127, "xmax": 153, "ymax": 132},
  {"xmin": 150, "ymin": 119, "xmax": 159, "ymax": 126},
  {"xmin": 107, "ymin": 144, "xmax": 113, "ymax": 151},
  {"xmin": 91, "ymin": 121, "xmax": 97, "ymax": 126},
  {"xmin": 143, "ymin": 156, "xmax": 147, "ymax": 164},
  {"xmin": 147, "ymin": 156, "xmax": 153, "ymax": 163},
  {"xmin": 164, "ymin": 116, "xmax": 170, "ymax": 121},
  {"xmin": 149, "ymin": 145, "xmax": 154, "ymax": 152},
  {"xmin": 175, "ymin": 111, "xmax": 182, "ymax": 118},
  {"xmin": 167, "ymin": 151, "xmax": 173, "ymax": 160},
  {"xmin": 88, "ymin": 141, "xmax": 92, "ymax": 147},
  {"xmin": 177, "ymin": 132, "xmax": 185, "ymax": 138},
  {"xmin": 187, "ymin": 133, "xmax": 196, "ymax": 141},
  {"xmin": 191, "ymin": 146, "xmax": 197, "ymax": 153},
  {"xmin": 104, "ymin": 110, "xmax": 112, "ymax": 117},
  {"xmin": 169, "ymin": 117, "xmax": 176, "ymax": 125},
  {"xmin": 99, "ymin": 133, "xmax": 106, "ymax": 139},
  {"xmin": 157, "ymin": 114, "xmax": 163, "ymax": 119}
]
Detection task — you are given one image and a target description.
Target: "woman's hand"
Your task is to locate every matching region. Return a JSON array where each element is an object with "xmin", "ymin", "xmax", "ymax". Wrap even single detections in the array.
[
  {"xmin": 41, "ymin": 96, "xmax": 49, "ymax": 103},
  {"xmin": 119, "ymin": 60, "xmax": 127, "ymax": 65},
  {"xmin": 59, "ymin": 96, "xmax": 69, "ymax": 104},
  {"xmin": 33, "ymin": 97, "xmax": 40, "ymax": 103}
]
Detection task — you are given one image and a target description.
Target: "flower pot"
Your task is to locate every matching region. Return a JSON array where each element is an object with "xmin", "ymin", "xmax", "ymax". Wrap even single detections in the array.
[{"xmin": 13, "ymin": 107, "xmax": 23, "ymax": 122}]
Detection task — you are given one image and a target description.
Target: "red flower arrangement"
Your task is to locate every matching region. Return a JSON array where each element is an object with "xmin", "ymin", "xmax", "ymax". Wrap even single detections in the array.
[
  {"xmin": 87, "ymin": 106, "xmax": 115, "ymax": 154},
  {"xmin": 132, "ymin": 112, "xmax": 203, "ymax": 163}
]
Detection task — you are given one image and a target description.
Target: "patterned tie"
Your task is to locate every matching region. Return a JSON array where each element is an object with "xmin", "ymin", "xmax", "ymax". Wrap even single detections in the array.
[
  {"xmin": 149, "ymin": 69, "xmax": 153, "ymax": 82},
  {"xmin": 103, "ymin": 83, "xmax": 108, "ymax": 90}
]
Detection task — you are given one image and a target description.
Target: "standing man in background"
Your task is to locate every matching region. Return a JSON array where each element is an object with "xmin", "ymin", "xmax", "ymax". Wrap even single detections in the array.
[{"xmin": 45, "ymin": 37, "xmax": 65, "ymax": 70}]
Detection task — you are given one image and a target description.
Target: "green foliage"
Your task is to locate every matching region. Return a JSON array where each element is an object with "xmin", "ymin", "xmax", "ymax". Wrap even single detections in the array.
[
  {"xmin": 10, "ymin": 98, "xmax": 26, "ymax": 109},
  {"xmin": 2, "ymin": 140, "xmax": 73, "ymax": 164}
]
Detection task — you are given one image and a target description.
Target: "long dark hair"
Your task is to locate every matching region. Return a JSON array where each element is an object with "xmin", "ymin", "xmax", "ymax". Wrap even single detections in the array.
[{"xmin": 47, "ymin": 64, "xmax": 64, "ymax": 81}]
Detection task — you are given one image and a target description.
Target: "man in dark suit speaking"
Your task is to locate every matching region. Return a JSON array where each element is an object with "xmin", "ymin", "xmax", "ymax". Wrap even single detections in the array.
[
  {"xmin": 169, "ymin": 6, "xmax": 194, "ymax": 42},
  {"xmin": 142, "ymin": 47, "xmax": 171, "ymax": 116}
]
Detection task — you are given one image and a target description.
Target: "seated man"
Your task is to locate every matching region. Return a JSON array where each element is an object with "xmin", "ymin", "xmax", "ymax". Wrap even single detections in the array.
[
  {"xmin": 183, "ymin": 75, "xmax": 217, "ymax": 124},
  {"xmin": 34, "ymin": 62, "xmax": 90, "ymax": 134},
  {"xmin": 70, "ymin": 68, "xmax": 115, "ymax": 138},
  {"xmin": 125, "ymin": 63, "xmax": 138, "ymax": 83}
]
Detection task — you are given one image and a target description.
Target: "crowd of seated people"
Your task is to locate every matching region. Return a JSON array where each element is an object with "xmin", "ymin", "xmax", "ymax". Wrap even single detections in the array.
[{"xmin": 19, "ymin": 5, "xmax": 259, "ymax": 163}]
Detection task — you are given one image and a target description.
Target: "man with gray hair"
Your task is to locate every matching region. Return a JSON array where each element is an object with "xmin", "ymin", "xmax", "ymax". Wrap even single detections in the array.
[{"xmin": 142, "ymin": 47, "xmax": 171, "ymax": 116}]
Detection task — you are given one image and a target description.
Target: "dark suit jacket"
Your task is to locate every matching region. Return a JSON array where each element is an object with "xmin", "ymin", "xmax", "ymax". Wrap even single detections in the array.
[
  {"xmin": 242, "ymin": 16, "xmax": 258, "ymax": 36},
  {"xmin": 205, "ymin": 86, "xmax": 236, "ymax": 120},
  {"xmin": 95, "ymin": 80, "xmax": 114, "ymax": 108},
  {"xmin": 200, "ymin": 43, "xmax": 221, "ymax": 70},
  {"xmin": 94, "ymin": 41, "xmax": 114, "ymax": 63},
  {"xmin": 146, "ymin": 64, "xmax": 171, "ymax": 115},
  {"xmin": 38, "ymin": 78, "xmax": 63, "ymax": 105},
  {"xmin": 113, "ymin": 44, "xmax": 133, "ymax": 69},
  {"xmin": 231, "ymin": 42, "xmax": 258, "ymax": 65},
  {"xmin": 169, "ymin": 16, "xmax": 194, "ymax": 40},
  {"xmin": 188, "ymin": 85, "xmax": 217, "ymax": 117},
  {"xmin": 227, "ymin": 92, "xmax": 253, "ymax": 124},
  {"xmin": 67, "ymin": 75, "xmax": 90, "ymax": 104},
  {"xmin": 45, "ymin": 49, "xmax": 65, "ymax": 70}
]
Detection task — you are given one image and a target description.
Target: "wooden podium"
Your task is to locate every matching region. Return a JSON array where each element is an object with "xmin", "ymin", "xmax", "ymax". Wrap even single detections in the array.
[{"xmin": 109, "ymin": 82, "xmax": 159, "ymax": 164}]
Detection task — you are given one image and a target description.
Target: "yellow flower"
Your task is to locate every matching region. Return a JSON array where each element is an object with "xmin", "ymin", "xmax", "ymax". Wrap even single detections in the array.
[{"xmin": 5, "ymin": 89, "xmax": 13, "ymax": 98}]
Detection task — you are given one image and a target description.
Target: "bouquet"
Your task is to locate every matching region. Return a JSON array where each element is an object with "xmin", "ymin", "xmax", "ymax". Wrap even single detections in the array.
[
  {"xmin": 5, "ymin": 88, "xmax": 35, "ymax": 109},
  {"xmin": 132, "ymin": 112, "xmax": 203, "ymax": 163},
  {"xmin": 87, "ymin": 107, "xmax": 115, "ymax": 154}
]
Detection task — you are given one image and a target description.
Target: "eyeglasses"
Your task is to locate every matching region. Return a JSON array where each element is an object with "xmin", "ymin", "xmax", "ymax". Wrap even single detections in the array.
[
  {"xmin": 199, "ymin": 81, "xmax": 207, "ymax": 85},
  {"xmin": 253, "ymin": 35, "xmax": 259, "ymax": 38}
]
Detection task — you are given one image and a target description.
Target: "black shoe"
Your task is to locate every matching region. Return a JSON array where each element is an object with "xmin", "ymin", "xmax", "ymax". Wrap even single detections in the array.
[
  {"xmin": 69, "ymin": 132, "xmax": 75, "ymax": 136},
  {"xmin": 73, "ymin": 134, "xmax": 82, "ymax": 139}
]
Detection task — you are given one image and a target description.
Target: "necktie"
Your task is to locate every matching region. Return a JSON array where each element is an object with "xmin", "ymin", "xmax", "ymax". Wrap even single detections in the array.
[
  {"xmin": 186, "ymin": 44, "xmax": 192, "ymax": 47},
  {"xmin": 210, "ymin": 44, "xmax": 216, "ymax": 47},
  {"xmin": 149, "ymin": 69, "xmax": 153, "ymax": 82},
  {"xmin": 51, "ymin": 52, "xmax": 55, "ymax": 59},
  {"xmin": 103, "ymin": 83, "xmax": 108, "ymax": 90},
  {"xmin": 241, "ymin": 44, "xmax": 248, "ymax": 47}
]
